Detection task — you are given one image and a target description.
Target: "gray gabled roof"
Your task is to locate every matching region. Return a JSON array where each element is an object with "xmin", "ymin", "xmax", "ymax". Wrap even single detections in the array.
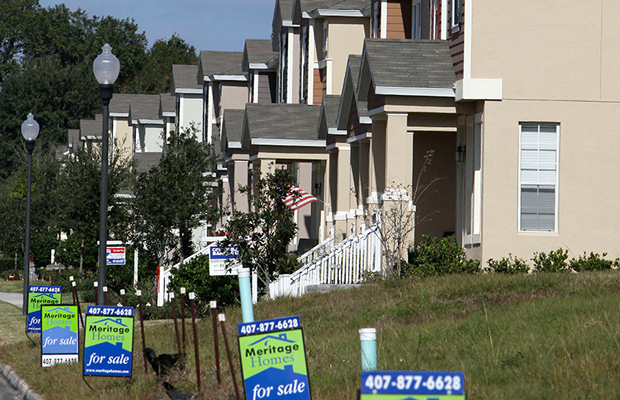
[
  {"xmin": 80, "ymin": 116, "xmax": 102, "ymax": 139},
  {"xmin": 171, "ymin": 64, "xmax": 201, "ymax": 93},
  {"xmin": 242, "ymin": 39, "xmax": 278, "ymax": 72},
  {"xmin": 277, "ymin": 0, "xmax": 295, "ymax": 22},
  {"xmin": 349, "ymin": 54, "xmax": 362, "ymax": 92},
  {"xmin": 128, "ymin": 95, "xmax": 163, "ymax": 123},
  {"xmin": 244, "ymin": 104, "xmax": 322, "ymax": 144},
  {"xmin": 293, "ymin": 0, "xmax": 370, "ymax": 22},
  {"xmin": 134, "ymin": 153, "xmax": 162, "ymax": 172},
  {"xmin": 199, "ymin": 51, "xmax": 245, "ymax": 81},
  {"xmin": 160, "ymin": 93, "xmax": 176, "ymax": 117},
  {"xmin": 109, "ymin": 94, "xmax": 142, "ymax": 116},
  {"xmin": 67, "ymin": 129, "xmax": 81, "ymax": 148},
  {"xmin": 221, "ymin": 109, "xmax": 246, "ymax": 153},
  {"xmin": 363, "ymin": 39, "xmax": 456, "ymax": 95},
  {"xmin": 321, "ymin": 95, "xmax": 341, "ymax": 128}
]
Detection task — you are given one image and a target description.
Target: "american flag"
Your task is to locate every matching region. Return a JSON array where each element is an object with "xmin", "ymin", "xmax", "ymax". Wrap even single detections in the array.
[{"xmin": 283, "ymin": 185, "xmax": 317, "ymax": 211}]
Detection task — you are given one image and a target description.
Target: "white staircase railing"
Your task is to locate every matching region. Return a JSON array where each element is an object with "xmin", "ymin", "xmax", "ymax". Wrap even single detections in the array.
[
  {"xmin": 269, "ymin": 223, "xmax": 382, "ymax": 299},
  {"xmin": 157, "ymin": 238, "xmax": 225, "ymax": 306},
  {"xmin": 296, "ymin": 226, "xmax": 335, "ymax": 266}
]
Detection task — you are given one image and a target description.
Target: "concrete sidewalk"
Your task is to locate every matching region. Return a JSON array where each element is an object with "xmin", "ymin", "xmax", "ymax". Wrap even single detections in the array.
[{"xmin": 0, "ymin": 293, "xmax": 23, "ymax": 309}]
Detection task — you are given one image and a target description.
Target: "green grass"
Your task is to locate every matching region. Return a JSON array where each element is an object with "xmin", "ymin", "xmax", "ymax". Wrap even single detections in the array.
[{"xmin": 2, "ymin": 271, "xmax": 620, "ymax": 399}]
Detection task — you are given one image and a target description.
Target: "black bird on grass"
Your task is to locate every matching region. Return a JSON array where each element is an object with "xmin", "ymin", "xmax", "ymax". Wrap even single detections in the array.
[
  {"xmin": 162, "ymin": 382, "xmax": 198, "ymax": 400},
  {"xmin": 143, "ymin": 348, "xmax": 185, "ymax": 376}
]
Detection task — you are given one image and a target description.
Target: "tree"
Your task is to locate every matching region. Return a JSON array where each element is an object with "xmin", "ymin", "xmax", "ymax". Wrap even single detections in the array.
[
  {"xmin": 365, "ymin": 150, "xmax": 441, "ymax": 276},
  {"xmin": 132, "ymin": 126, "xmax": 220, "ymax": 266},
  {"xmin": 54, "ymin": 144, "xmax": 133, "ymax": 271},
  {"xmin": 0, "ymin": 143, "xmax": 61, "ymax": 268},
  {"xmin": 128, "ymin": 34, "xmax": 198, "ymax": 94},
  {"xmin": 219, "ymin": 166, "xmax": 298, "ymax": 298}
]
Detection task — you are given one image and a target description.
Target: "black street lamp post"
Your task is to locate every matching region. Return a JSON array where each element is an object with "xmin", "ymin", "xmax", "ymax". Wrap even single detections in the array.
[
  {"xmin": 93, "ymin": 43, "xmax": 120, "ymax": 305},
  {"xmin": 21, "ymin": 113, "xmax": 39, "ymax": 315}
]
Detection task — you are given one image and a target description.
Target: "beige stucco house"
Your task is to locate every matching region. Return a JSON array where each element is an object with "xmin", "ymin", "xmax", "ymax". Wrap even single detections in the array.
[
  {"xmin": 242, "ymin": 39, "xmax": 278, "ymax": 105},
  {"xmin": 292, "ymin": 0, "xmax": 370, "ymax": 106},
  {"xmin": 198, "ymin": 50, "xmax": 248, "ymax": 144}
]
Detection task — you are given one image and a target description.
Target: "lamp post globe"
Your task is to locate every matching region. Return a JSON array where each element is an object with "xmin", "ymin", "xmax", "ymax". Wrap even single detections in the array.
[
  {"xmin": 21, "ymin": 113, "xmax": 39, "ymax": 315},
  {"xmin": 94, "ymin": 43, "xmax": 119, "ymax": 305}
]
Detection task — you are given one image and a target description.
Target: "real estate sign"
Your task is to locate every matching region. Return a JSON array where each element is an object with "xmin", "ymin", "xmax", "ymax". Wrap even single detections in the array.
[
  {"xmin": 360, "ymin": 371, "xmax": 466, "ymax": 400},
  {"xmin": 238, "ymin": 316, "xmax": 311, "ymax": 400},
  {"xmin": 41, "ymin": 305, "xmax": 79, "ymax": 367},
  {"xmin": 106, "ymin": 247, "xmax": 126, "ymax": 265},
  {"xmin": 209, "ymin": 244, "xmax": 240, "ymax": 276},
  {"xmin": 83, "ymin": 306, "xmax": 134, "ymax": 377},
  {"xmin": 27, "ymin": 285, "xmax": 62, "ymax": 333}
]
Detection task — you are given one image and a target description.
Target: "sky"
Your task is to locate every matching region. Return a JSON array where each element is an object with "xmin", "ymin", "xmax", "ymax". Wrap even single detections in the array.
[{"xmin": 38, "ymin": 0, "xmax": 276, "ymax": 53}]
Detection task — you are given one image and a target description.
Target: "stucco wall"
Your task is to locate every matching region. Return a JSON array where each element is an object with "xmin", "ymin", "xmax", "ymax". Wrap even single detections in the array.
[
  {"xmin": 220, "ymin": 82, "xmax": 248, "ymax": 118},
  {"xmin": 481, "ymin": 99, "xmax": 620, "ymax": 263},
  {"xmin": 326, "ymin": 17, "xmax": 370, "ymax": 97},
  {"xmin": 113, "ymin": 118, "xmax": 133, "ymax": 160},
  {"xmin": 179, "ymin": 94, "xmax": 203, "ymax": 137}
]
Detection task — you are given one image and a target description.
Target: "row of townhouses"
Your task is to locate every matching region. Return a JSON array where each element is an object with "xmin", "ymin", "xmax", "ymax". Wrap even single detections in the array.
[{"xmin": 70, "ymin": 0, "xmax": 620, "ymax": 266}]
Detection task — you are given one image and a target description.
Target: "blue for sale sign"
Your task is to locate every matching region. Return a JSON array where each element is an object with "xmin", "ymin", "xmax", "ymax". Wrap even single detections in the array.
[{"xmin": 27, "ymin": 286, "xmax": 62, "ymax": 333}]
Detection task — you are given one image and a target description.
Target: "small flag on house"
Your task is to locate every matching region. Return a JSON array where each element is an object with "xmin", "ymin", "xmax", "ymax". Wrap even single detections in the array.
[{"xmin": 283, "ymin": 185, "xmax": 317, "ymax": 210}]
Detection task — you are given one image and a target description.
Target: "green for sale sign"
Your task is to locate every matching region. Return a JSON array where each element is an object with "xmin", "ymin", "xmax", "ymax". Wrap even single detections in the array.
[
  {"xmin": 83, "ymin": 306, "xmax": 134, "ymax": 377},
  {"xmin": 41, "ymin": 305, "xmax": 79, "ymax": 367},
  {"xmin": 27, "ymin": 286, "xmax": 62, "ymax": 333},
  {"xmin": 238, "ymin": 316, "xmax": 311, "ymax": 400}
]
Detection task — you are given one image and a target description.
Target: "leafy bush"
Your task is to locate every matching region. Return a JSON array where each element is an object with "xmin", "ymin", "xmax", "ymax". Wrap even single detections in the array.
[
  {"xmin": 487, "ymin": 254, "xmax": 530, "ymax": 274},
  {"xmin": 405, "ymin": 235, "xmax": 480, "ymax": 277},
  {"xmin": 0, "ymin": 258, "xmax": 17, "ymax": 273},
  {"xmin": 168, "ymin": 254, "xmax": 239, "ymax": 312},
  {"xmin": 532, "ymin": 248, "xmax": 569, "ymax": 272},
  {"xmin": 570, "ymin": 252, "xmax": 618, "ymax": 272}
]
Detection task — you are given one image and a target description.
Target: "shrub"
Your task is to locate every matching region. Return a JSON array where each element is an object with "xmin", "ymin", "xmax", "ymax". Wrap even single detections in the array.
[
  {"xmin": 488, "ymin": 254, "xmax": 530, "ymax": 274},
  {"xmin": 570, "ymin": 252, "xmax": 617, "ymax": 272},
  {"xmin": 168, "ymin": 254, "xmax": 240, "ymax": 312},
  {"xmin": 406, "ymin": 235, "xmax": 480, "ymax": 277},
  {"xmin": 532, "ymin": 248, "xmax": 570, "ymax": 273},
  {"xmin": 0, "ymin": 258, "xmax": 17, "ymax": 273}
]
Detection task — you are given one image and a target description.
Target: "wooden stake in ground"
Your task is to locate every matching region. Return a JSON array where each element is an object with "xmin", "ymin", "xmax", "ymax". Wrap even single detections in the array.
[
  {"xmin": 180, "ymin": 287, "xmax": 187, "ymax": 353},
  {"xmin": 120, "ymin": 289, "xmax": 126, "ymax": 307},
  {"xmin": 219, "ymin": 314, "xmax": 241, "ymax": 400},
  {"xmin": 93, "ymin": 281, "xmax": 99, "ymax": 305},
  {"xmin": 189, "ymin": 292, "xmax": 201, "ymax": 391},
  {"xmin": 211, "ymin": 300, "xmax": 221, "ymax": 385},
  {"xmin": 71, "ymin": 281, "xmax": 84, "ymax": 329},
  {"xmin": 170, "ymin": 292, "xmax": 182, "ymax": 354},
  {"xmin": 136, "ymin": 289, "xmax": 147, "ymax": 373},
  {"xmin": 102, "ymin": 286, "xmax": 108, "ymax": 306}
]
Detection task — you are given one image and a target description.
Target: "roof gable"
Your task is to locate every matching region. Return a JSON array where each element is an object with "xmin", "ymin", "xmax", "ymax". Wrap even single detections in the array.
[
  {"xmin": 242, "ymin": 39, "xmax": 278, "ymax": 72},
  {"xmin": 171, "ymin": 64, "xmax": 201, "ymax": 93},
  {"xmin": 243, "ymin": 104, "xmax": 323, "ymax": 147},
  {"xmin": 198, "ymin": 51, "xmax": 246, "ymax": 82},
  {"xmin": 360, "ymin": 39, "xmax": 456, "ymax": 100}
]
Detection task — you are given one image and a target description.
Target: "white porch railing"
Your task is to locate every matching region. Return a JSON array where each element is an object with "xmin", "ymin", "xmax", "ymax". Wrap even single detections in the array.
[
  {"xmin": 157, "ymin": 238, "xmax": 225, "ymax": 306},
  {"xmin": 269, "ymin": 223, "xmax": 382, "ymax": 299},
  {"xmin": 296, "ymin": 226, "xmax": 335, "ymax": 266}
]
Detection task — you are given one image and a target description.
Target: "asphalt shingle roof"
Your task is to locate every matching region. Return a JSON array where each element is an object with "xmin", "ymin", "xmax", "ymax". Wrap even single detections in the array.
[
  {"xmin": 109, "ymin": 94, "xmax": 142, "ymax": 115},
  {"xmin": 301, "ymin": 0, "xmax": 370, "ymax": 12},
  {"xmin": 245, "ymin": 104, "xmax": 321, "ymax": 141},
  {"xmin": 278, "ymin": 0, "xmax": 295, "ymax": 21},
  {"xmin": 199, "ymin": 51, "xmax": 244, "ymax": 78},
  {"xmin": 160, "ymin": 93, "xmax": 176, "ymax": 116},
  {"xmin": 365, "ymin": 39, "xmax": 456, "ymax": 89},
  {"xmin": 222, "ymin": 109, "xmax": 246, "ymax": 145},
  {"xmin": 321, "ymin": 95, "xmax": 341, "ymax": 127},
  {"xmin": 244, "ymin": 39, "xmax": 278, "ymax": 66},
  {"xmin": 80, "ymin": 118, "xmax": 101, "ymax": 138},
  {"xmin": 67, "ymin": 129, "xmax": 80, "ymax": 148},
  {"xmin": 171, "ymin": 64, "xmax": 201, "ymax": 91},
  {"xmin": 129, "ymin": 95, "xmax": 162, "ymax": 121},
  {"xmin": 348, "ymin": 54, "xmax": 362, "ymax": 92},
  {"xmin": 134, "ymin": 153, "xmax": 162, "ymax": 172}
]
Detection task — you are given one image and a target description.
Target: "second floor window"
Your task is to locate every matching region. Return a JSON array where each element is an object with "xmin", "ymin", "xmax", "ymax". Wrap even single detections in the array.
[
  {"xmin": 451, "ymin": 0, "xmax": 462, "ymax": 31},
  {"xmin": 323, "ymin": 20, "xmax": 328, "ymax": 55},
  {"xmin": 412, "ymin": 0, "xmax": 421, "ymax": 39}
]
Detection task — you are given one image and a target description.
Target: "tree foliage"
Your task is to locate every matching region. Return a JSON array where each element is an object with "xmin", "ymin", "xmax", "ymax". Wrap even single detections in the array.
[
  {"xmin": 0, "ymin": 1, "xmax": 196, "ymax": 180},
  {"xmin": 220, "ymin": 166, "xmax": 298, "ymax": 297},
  {"xmin": 132, "ymin": 127, "xmax": 220, "ymax": 265}
]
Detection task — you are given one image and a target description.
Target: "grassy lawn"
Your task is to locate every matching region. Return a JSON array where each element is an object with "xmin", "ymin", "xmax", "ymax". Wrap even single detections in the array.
[
  {"xmin": 0, "ymin": 280, "xmax": 46, "ymax": 293},
  {"xmin": 1, "ymin": 271, "xmax": 620, "ymax": 399}
]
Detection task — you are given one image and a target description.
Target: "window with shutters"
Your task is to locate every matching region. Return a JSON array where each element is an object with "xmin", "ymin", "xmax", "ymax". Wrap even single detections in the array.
[{"xmin": 519, "ymin": 123, "xmax": 559, "ymax": 232}]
